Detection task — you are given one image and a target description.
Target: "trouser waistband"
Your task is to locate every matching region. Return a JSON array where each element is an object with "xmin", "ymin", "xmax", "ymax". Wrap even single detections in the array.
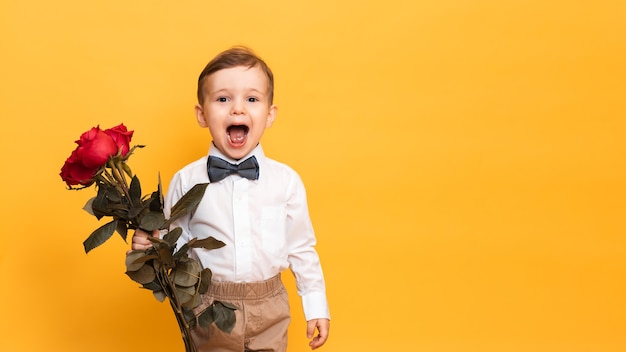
[{"xmin": 207, "ymin": 274, "xmax": 283, "ymax": 300}]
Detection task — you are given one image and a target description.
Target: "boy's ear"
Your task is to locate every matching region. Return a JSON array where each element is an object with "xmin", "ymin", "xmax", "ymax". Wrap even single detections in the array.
[
  {"xmin": 266, "ymin": 105, "xmax": 277, "ymax": 128},
  {"xmin": 195, "ymin": 104, "xmax": 208, "ymax": 128}
]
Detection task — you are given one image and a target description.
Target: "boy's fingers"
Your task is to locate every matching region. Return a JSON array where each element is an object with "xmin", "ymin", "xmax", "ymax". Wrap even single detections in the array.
[
  {"xmin": 306, "ymin": 320, "xmax": 316, "ymax": 338},
  {"xmin": 130, "ymin": 229, "xmax": 156, "ymax": 250},
  {"xmin": 307, "ymin": 319, "xmax": 329, "ymax": 350},
  {"xmin": 309, "ymin": 333, "xmax": 328, "ymax": 349}
]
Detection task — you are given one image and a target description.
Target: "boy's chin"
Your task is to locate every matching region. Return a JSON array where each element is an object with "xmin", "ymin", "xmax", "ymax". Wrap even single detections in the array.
[{"xmin": 217, "ymin": 143, "xmax": 255, "ymax": 161}]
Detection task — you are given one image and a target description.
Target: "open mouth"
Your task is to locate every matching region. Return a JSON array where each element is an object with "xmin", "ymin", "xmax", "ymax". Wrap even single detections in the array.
[{"xmin": 227, "ymin": 125, "xmax": 249, "ymax": 146}]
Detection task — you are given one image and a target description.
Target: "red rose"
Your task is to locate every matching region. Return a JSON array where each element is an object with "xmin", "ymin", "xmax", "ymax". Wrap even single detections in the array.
[
  {"xmin": 60, "ymin": 149, "xmax": 100, "ymax": 186},
  {"xmin": 60, "ymin": 126, "xmax": 118, "ymax": 187},
  {"xmin": 104, "ymin": 123, "xmax": 134, "ymax": 157},
  {"xmin": 75, "ymin": 126, "xmax": 118, "ymax": 168}
]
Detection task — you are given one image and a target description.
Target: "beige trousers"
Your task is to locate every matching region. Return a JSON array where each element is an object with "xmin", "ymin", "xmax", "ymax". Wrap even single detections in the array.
[{"xmin": 191, "ymin": 274, "xmax": 291, "ymax": 352}]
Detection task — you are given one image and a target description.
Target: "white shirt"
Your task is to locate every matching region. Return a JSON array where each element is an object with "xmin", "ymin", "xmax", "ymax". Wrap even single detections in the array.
[{"xmin": 164, "ymin": 143, "xmax": 329, "ymax": 321}]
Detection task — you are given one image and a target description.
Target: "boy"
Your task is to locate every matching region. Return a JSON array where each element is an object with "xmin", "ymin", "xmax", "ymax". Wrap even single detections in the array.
[{"xmin": 131, "ymin": 46, "xmax": 330, "ymax": 351}]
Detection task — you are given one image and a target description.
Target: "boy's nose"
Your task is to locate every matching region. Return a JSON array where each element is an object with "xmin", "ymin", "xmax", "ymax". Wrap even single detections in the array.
[{"xmin": 231, "ymin": 100, "xmax": 246, "ymax": 115}]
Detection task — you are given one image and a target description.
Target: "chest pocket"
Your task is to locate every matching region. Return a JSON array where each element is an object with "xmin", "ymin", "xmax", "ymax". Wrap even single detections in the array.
[{"xmin": 261, "ymin": 206, "xmax": 286, "ymax": 256}]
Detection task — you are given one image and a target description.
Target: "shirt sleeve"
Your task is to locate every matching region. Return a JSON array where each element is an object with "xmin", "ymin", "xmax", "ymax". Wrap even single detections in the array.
[{"xmin": 285, "ymin": 173, "xmax": 330, "ymax": 321}]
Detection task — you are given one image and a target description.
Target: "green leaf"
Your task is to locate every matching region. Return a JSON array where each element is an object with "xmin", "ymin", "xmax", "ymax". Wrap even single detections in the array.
[
  {"xmin": 92, "ymin": 187, "xmax": 109, "ymax": 220},
  {"xmin": 175, "ymin": 285, "xmax": 196, "ymax": 306},
  {"xmin": 163, "ymin": 227, "xmax": 183, "ymax": 246},
  {"xmin": 220, "ymin": 301, "xmax": 238, "ymax": 310},
  {"xmin": 191, "ymin": 236, "xmax": 226, "ymax": 251},
  {"xmin": 153, "ymin": 290, "xmax": 166, "ymax": 302},
  {"xmin": 185, "ymin": 238, "xmax": 198, "ymax": 249},
  {"xmin": 213, "ymin": 301, "xmax": 237, "ymax": 333},
  {"xmin": 83, "ymin": 197, "xmax": 95, "ymax": 216},
  {"xmin": 129, "ymin": 175, "xmax": 142, "ymax": 204},
  {"xmin": 148, "ymin": 175, "xmax": 163, "ymax": 213},
  {"xmin": 183, "ymin": 289, "xmax": 202, "ymax": 308},
  {"xmin": 157, "ymin": 246, "xmax": 175, "ymax": 270},
  {"xmin": 128, "ymin": 203, "xmax": 145, "ymax": 219},
  {"xmin": 148, "ymin": 192, "xmax": 162, "ymax": 212},
  {"xmin": 105, "ymin": 185, "xmax": 122, "ymax": 203},
  {"xmin": 166, "ymin": 183, "xmax": 209, "ymax": 227},
  {"xmin": 158, "ymin": 173, "xmax": 164, "ymax": 210},
  {"xmin": 142, "ymin": 280, "xmax": 162, "ymax": 291},
  {"xmin": 174, "ymin": 242, "xmax": 191, "ymax": 258},
  {"xmin": 139, "ymin": 211, "xmax": 165, "ymax": 231},
  {"xmin": 198, "ymin": 268, "xmax": 212, "ymax": 294},
  {"xmin": 125, "ymin": 251, "xmax": 147, "ymax": 272},
  {"xmin": 116, "ymin": 220, "xmax": 129, "ymax": 242},
  {"xmin": 125, "ymin": 264, "xmax": 156, "ymax": 284},
  {"xmin": 146, "ymin": 235, "xmax": 167, "ymax": 245},
  {"xmin": 83, "ymin": 220, "xmax": 117, "ymax": 253},
  {"xmin": 171, "ymin": 261, "xmax": 201, "ymax": 287},
  {"xmin": 197, "ymin": 306, "xmax": 214, "ymax": 328},
  {"xmin": 90, "ymin": 184, "xmax": 125, "ymax": 219},
  {"xmin": 132, "ymin": 253, "xmax": 159, "ymax": 265},
  {"xmin": 183, "ymin": 307, "xmax": 198, "ymax": 330}
]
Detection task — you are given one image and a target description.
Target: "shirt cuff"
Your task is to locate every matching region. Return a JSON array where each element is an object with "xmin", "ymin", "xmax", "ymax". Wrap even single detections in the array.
[{"xmin": 302, "ymin": 291, "xmax": 330, "ymax": 321}]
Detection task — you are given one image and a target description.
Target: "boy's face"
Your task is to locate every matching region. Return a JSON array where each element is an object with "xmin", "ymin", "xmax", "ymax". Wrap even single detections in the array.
[{"xmin": 195, "ymin": 65, "xmax": 277, "ymax": 160}]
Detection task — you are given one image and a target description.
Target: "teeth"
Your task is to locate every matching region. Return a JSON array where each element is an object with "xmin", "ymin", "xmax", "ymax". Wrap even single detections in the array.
[{"xmin": 227, "ymin": 125, "xmax": 247, "ymax": 144}]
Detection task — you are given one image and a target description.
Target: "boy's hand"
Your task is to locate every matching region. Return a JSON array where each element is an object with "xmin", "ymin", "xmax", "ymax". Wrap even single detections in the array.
[
  {"xmin": 307, "ymin": 318, "xmax": 330, "ymax": 350},
  {"xmin": 126, "ymin": 229, "xmax": 157, "ymax": 254}
]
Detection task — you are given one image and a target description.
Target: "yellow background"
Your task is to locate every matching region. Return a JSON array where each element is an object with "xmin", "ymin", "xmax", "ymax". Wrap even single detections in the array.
[{"xmin": 1, "ymin": 0, "xmax": 625, "ymax": 351}]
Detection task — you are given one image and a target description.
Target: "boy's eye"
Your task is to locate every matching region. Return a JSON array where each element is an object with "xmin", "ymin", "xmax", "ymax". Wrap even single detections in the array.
[
  {"xmin": 217, "ymin": 97, "xmax": 228, "ymax": 102},
  {"xmin": 247, "ymin": 97, "xmax": 258, "ymax": 102}
]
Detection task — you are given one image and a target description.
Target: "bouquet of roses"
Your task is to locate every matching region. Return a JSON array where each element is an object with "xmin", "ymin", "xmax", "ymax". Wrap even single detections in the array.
[{"xmin": 60, "ymin": 124, "xmax": 236, "ymax": 352}]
